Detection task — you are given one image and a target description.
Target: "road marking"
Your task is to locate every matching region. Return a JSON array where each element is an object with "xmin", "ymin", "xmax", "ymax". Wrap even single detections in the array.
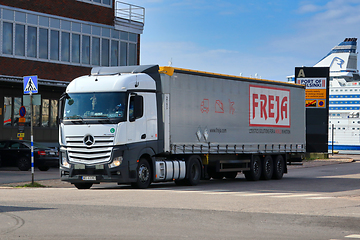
[
  {"xmin": 306, "ymin": 197, "xmax": 335, "ymax": 200},
  {"xmin": 318, "ymin": 174, "xmax": 360, "ymax": 179},
  {"xmin": 270, "ymin": 193, "xmax": 321, "ymax": 198},
  {"xmin": 203, "ymin": 192, "xmax": 236, "ymax": 195},
  {"xmin": 345, "ymin": 234, "xmax": 360, "ymax": 238},
  {"xmin": 238, "ymin": 192, "xmax": 289, "ymax": 197}
]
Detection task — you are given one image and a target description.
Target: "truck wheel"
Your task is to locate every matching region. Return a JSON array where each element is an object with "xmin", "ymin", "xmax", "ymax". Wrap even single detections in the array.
[
  {"xmin": 273, "ymin": 155, "xmax": 285, "ymax": 180},
  {"xmin": 244, "ymin": 155, "xmax": 262, "ymax": 181},
  {"xmin": 185, "ymin": 156, "xmax": 201, "ymax": 186},
  {"xmin": 74, "ymin": 183, "xmax": 93, "ymax": 189},
  {"xmin": 17, "ymin": 157, "xmax": 30, "ymax": 171},
  {"xmin": 132, "ymin": 158, "xmax": 152, "ymax": 189},
  {"xmin": 261, "ymin": 155, "xmax": 273, "ymax": 180}
]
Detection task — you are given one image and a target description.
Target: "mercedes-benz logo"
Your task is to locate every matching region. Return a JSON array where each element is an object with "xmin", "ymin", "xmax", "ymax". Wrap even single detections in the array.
[{"xmin": 84, "ymin": 135, "xmax": 95, "ymax": 146}]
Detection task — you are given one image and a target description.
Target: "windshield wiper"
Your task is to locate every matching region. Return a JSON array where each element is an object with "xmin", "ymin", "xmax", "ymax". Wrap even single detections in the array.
[
  {"xmin": 65, "ymin": 115, "xmax": 86, "ymax": 124},
  {"xmin": 87, "ymin": 115, "xmax": 113, "ymax": 123}
]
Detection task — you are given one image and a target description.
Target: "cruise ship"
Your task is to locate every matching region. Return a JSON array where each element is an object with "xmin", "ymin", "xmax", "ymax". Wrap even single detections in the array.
[{"xmin": 288, "ymin": 38, "xmax": 360, "ymax": 150}]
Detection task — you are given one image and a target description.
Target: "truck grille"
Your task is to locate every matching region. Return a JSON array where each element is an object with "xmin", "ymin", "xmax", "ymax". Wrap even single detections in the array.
[{"xmin": 66, "ymin": 135, "xmax": 114, "ymax": 164}]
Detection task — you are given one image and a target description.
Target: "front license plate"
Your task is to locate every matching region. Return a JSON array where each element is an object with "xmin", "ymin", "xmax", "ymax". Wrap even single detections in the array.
[{"xmin": 82, "ymin": 176, "xmax": 96, "ymax": 181}]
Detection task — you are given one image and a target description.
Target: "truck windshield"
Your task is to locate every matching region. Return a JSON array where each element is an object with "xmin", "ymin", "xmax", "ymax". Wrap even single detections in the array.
[{"xmin": 63, "ymin": 92, "xmax": 127, "ymax": 122}]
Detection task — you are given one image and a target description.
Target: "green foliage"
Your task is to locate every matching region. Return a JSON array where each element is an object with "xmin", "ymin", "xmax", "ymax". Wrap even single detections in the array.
[{"xmin": 15, "ymin": 182, "xmax": 46, "ymax": 188}]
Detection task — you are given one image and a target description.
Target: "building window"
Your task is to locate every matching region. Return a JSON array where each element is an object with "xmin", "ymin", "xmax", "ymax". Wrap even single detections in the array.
[
  {"xmin": 42, "ymin": 99, "xmax": 49, "ymax": 127},
  {"xmin": 15, "ymin": 24, "xmax": 25, "ymax": 56},
  {"xmin": 82, "ymin": 35, "xmax": 90, "ymax": 64},
  {"xmin": 72, "ymin": 33, "xmax": 80, "ymax": 63},
  {"xmin": 120, "ymin": 41, "xmax": 127, "ymax": 66},
  {"xmin": 111, "ymin": 40, "xmax": 118, "ymax": 66},
  {"xmin": 3, "ymin": 22, "xmax": 13, "ymax": 54},
  {"xmin": 3, "ymin": 96, "xmax": 59, "ymax": 128},
  {"xmin": 50, "ymin": 30, "xmax": 59, "ymax": 60},
  {"xmin": 13, "ymin": 97, "xmax": 21, "ymax": 126},
  {"xmin": 61, "ymin": 32, "xmax": 70, "ymax": 62},
  {"xmin": 0, "ymin": 6, "xmax": 138, "ymax": 67},
  {"xmin": 92, "ymin": 37, "xmax": 100, "ymax": 65},
  {"xmin": 77, "ymin": 0, "xmax": 112, "ymax": 7},
  {"xmin": 50, "ymin": 100, "xmax": 58, "ymax": 128},
  {"xmin": 129, "ymin": 43, "xmax": 137, "ymax": 65},
  {"xmin": 102, "ymin": 39, "xmax": 109, "ymax": 66},
  {"xmin": 39, "ymin": 28, "xmax": 48, "ymax": 59},
  {"xmin": 27, "ymin": 26, "xmax": 37, "ymax": 58},
  {"xmin": 32, "ymin": 105, "xmax": 40, "ymax": 127},
  {"xmin": 3, "ymin": 97, "xmax": 12, "ymax": 126}
]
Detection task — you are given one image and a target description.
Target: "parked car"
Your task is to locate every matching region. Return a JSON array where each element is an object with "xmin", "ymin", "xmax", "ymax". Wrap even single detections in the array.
[{"xmin": 0, "ymin": 140, "xmax": 59, "ymax": 171}]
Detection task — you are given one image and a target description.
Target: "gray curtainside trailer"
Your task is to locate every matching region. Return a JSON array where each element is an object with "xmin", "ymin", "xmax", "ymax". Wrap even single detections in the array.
[{"xmin": 59, "ymin": 65, "xmax": 306, "ymax": 189}]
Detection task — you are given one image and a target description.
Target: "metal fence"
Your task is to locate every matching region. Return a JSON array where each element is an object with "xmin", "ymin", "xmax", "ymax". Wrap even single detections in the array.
[{"xmin": 115, "ymin": 1, "xmax": 145, "ymax": 24}]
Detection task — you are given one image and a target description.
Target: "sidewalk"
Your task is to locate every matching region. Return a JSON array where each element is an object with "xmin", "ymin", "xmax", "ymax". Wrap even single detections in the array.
[{"xmin": 288, "ymin": 155, "xmax": 355, "ymax": 169}]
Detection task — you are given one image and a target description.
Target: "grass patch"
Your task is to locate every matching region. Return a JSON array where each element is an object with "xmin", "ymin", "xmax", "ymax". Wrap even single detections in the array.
[{"xmin": 15, "ymin": 182, "xmax": 46, "ymax": 188}]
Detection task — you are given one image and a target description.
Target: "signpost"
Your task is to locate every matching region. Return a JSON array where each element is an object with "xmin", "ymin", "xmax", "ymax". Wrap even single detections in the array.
[
  {"xmin": 295, "ymin": 67, "xmax": 329, "ymax": 153},
  {"xmin": 18, "ymin": 106, "xmax": 26, "ymax": 140},
  {"xmin": 23, "ymin": 75, "xmax": 38, "ymax": 185}
]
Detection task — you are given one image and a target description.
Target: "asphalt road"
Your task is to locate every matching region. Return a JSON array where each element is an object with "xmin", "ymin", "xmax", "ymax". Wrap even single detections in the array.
[
  {"xmin": 0, "ymin": 167, "xmax": 60, "ymax": 185},
  {"xmin": 0, "ymin": 156, "xmax": 359, "ymax": 239}
]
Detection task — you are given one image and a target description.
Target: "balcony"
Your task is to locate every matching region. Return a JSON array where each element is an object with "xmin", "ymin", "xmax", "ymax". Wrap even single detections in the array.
[{"xmin": 114, "ymin": 1, "xmax": 145, "ymax": 34}]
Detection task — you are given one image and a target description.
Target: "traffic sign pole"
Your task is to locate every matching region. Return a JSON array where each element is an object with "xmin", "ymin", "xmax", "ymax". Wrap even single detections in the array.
[
  {"xmin": 23, "ymin": 75, "xmax": 37, "ymax": 185},
  {"xmin": 30, "ymin": 92, "xmax": 34, "ymax": 184}
]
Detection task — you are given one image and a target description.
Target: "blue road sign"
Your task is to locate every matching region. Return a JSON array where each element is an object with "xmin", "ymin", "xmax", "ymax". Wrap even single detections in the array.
[
  {"xmin": 19, "ymin": 106, "xmax": 26, "ymax": 117},
  {"xmin": 23, "ymin": 75, "xmax": 38, "ymax": 94}
]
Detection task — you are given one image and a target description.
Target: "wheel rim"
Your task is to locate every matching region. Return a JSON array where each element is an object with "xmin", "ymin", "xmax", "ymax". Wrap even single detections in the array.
[
  {"xmin": 138, "ymin": 164, "xmax": 149, "ymax": 183},
  {"xmin": 265, "ymin": 160, "xmax": 272, "ymax": 174},
  {"xmin": 18, "ymin": 158, "xmax": 29, "ymax": 169},
  {"xmin": 276, "ymin": 160, "xmax": 283, "ymax": 173},
  {"xmin": 254, "ymin": 160, "xmax": 260, "ymax": 175}
]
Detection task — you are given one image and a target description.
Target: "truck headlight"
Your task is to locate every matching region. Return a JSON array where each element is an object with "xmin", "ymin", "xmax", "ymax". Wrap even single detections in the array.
[
  {"xmin": 61, "ymin": 152, "xmax": 70, "ymax": 168},
  {"xmin": 109, "ymin": 156, "xmax": 123, "ymax": 168}
]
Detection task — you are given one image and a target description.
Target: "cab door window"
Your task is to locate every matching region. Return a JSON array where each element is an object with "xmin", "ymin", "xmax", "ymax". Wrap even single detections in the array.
[{"xmin": 129, "ymin": 95, "xmax": 143, "ymax": 121}]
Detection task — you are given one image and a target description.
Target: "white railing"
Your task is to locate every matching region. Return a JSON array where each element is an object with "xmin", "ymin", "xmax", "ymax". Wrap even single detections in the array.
[{"xmin": 115, "ymin": 1, "xmax": 145, "ymax": 24}]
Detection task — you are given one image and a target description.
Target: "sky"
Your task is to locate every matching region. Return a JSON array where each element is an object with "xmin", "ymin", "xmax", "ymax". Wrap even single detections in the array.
[{"xmin": 126, "ymin": 0, "xmax": 360, "ymax": 81}]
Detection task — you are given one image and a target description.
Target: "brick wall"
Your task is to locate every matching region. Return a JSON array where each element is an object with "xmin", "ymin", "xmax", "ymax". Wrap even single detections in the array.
[
  {"xmin": 0, "ymin": 0, "xmax": 114, "ymax": 26},
  {"xmin": 0, "ymin": 57, "xmax": 91, "ymax": 81}
]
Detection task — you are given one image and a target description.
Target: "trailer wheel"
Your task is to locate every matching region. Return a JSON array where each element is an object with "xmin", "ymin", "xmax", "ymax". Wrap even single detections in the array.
[
  {"xmin": 74, "ymin": 183, "xmax": 93, "ymax": 189},
  {"xmin": 132, "ymin": 158, "xmax": 152, "ymax": 189},
  {"xmin": 272, "ymin": 155, "xmax": 285, "ymax": 180},
  {"xmin": 261, "ymin": 155, "xmax": 273, "ymax": 180},
  {"xmin": 244, "ymin": 155, "xmax": 262, "ymax": 181},
  {"xmin": 185, "ymin": 156, "xmax": 201, "ymax": 186}
]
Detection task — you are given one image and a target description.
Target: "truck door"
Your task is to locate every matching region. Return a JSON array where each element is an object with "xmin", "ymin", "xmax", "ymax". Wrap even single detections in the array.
[{"xmin": 126, "ymin": 93, "xmax": 147, "ymax": 144}]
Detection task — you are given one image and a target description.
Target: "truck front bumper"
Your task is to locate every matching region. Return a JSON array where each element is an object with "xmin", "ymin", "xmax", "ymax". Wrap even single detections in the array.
[{"xmin": 60, "ymin": 163, "xmax": 134, "ymax": 184}]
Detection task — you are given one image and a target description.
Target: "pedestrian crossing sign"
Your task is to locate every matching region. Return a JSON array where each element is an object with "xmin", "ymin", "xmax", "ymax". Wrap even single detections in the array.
[{"xmin": 23, "ymin": 75, "xmax": 38, "ymax": 94}]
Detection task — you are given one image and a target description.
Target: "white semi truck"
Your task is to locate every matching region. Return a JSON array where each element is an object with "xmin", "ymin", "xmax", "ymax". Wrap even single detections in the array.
[{"xmin": 59, "ymin": 65, "xmax": 306, "ymax": 189}]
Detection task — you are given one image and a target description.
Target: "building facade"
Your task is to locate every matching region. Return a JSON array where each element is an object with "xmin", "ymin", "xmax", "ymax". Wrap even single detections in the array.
[{"xmin": 0, "ymin": 0, "xmax": 144, "ymax": 146}]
